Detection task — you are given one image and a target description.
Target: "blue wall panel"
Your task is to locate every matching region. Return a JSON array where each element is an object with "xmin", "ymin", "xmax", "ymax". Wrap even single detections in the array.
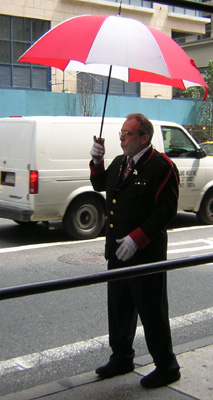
[{"xmin": 0, "ymin": 88, "xmax": 198, "ymax": 125}]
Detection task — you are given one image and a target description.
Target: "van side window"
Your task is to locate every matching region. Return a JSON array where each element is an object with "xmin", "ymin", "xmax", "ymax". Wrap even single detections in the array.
[{"xmin": 161, "ymin": 126, "xmax": 197, "ymax": 158}]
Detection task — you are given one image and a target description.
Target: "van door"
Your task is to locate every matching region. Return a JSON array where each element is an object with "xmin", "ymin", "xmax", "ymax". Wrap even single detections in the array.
[
  {"xmin": 0, "ymin": 120, "xmax": 34, "ymax": 220},
  {"xmin": 160, "ymin": 125, "xmax": 206, "ymax": 211}
]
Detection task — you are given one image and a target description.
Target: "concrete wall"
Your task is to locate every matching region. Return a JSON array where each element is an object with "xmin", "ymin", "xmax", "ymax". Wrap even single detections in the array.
[
  {"xmin": 0, "ymin": 88, "xmax": 198, "ymax": 125},
  {"xmin": 183, "ymin": 40, "xmax": 213, "ymax": 70}
]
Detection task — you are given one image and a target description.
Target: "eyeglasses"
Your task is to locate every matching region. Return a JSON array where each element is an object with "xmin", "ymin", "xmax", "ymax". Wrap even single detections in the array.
[
  {"xmin": 119, "ymin": 130, "xmax": 136, "ymax": 138},
  {"xmin": 119, "ymin": 131, "xmax": 149, "ymax": 140}
]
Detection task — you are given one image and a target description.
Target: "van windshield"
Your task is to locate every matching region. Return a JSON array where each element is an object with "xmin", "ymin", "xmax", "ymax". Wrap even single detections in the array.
[{"xmin": 161, "ymin": 126, "xmax": 197, "ymax": 158}]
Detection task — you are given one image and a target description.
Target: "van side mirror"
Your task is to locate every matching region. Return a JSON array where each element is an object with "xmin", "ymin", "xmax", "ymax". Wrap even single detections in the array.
[{"xmin": 196, "ymin": 148, "xmax": 206, "ymax": 159}]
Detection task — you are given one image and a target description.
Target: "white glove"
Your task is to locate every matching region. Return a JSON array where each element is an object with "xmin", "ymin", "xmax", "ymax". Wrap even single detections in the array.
[
  {"xmin": 90, "ymin": 136, "xmax": 105, "ymax": 164},
  {"xmin": 116, "ymin": 235, "xmax": 138, "ymax": 262}
]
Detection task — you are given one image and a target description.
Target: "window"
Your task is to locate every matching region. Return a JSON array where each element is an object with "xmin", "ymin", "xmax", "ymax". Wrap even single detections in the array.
[
  {"xmin": 162, "ymin": 126, "xmax": 197, "ymax": 158},
  {"xmin": 77, "ymin": 73, "xmax": 140, "ymax": 97},
  {"xmin": 105, "ymin": 0, "xmax": 152, "ymax": 7},
  {"xmin": 200, "ymin": 142, "xmax": 213, "ymax": 156},
  {"xmin": 0, "ymin": 15, "xmax": 50, "ymax": 90},
  {"xmin": 198, "ymin": 22, "xmax": 211, "ymax": 40},
  {"xmin": 172, "ymin": 21, "xmax": 212, "ymax": 46},
  {"xmin": 168, "ymin": 1, "xmax": 202, "ymax": 17}
]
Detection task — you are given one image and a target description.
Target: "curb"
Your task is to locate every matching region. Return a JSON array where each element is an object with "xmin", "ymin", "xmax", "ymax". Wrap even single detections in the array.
[{"xmin": 1, "ymin": 336, "xmax": 213, "ymax": 400}]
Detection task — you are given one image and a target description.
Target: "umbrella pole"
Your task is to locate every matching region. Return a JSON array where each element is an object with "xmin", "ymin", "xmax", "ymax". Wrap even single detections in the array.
[{"xmin": 99, "ymin": 65, "xmax": 112, "ymax": 138}]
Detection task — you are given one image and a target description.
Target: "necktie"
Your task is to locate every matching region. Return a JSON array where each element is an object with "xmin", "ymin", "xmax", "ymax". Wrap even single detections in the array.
[{"xmin": 123, "ymin": 157, "xmax": 134, "ymax": 179}]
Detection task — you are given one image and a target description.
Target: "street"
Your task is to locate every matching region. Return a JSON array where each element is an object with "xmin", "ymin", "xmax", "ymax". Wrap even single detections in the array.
[{"xmin": 0, "ymin": 213, "xmax": 212, "ymax": 396}]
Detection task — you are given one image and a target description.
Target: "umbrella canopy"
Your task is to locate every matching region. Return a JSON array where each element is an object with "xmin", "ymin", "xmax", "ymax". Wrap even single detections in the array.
[
  {"xmin": 18, "ymin": 14, "xmax": 208, "ymax": 92},
  {"xmin": 18, "ymin": 14, "xmax": 208, "ymax": 136}
]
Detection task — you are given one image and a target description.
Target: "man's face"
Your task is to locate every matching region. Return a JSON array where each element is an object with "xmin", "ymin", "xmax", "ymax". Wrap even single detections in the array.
[{"xmin": 120, "ymin": 118, "xmax": 149, "ymax": 157}]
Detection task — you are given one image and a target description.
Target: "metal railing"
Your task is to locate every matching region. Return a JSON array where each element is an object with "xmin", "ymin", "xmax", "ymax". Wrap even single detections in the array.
[{"xmin": 0, "ymin": 253, "xmax": 213, "ymax": 301}]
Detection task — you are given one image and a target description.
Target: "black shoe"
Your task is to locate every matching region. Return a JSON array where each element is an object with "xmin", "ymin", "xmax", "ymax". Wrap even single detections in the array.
[
  {"xmin": 140, "ymin": 368, "xmax": 181, "ymax": 388},
  {"xmin": 96, "ymin": 360, "xmax": 134, "ymax": 379}
]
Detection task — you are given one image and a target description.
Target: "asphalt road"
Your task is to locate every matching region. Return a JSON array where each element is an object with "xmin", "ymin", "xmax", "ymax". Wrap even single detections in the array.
[{"xmin": 0, "ymin": 213, "xmax": 212, "ymax": 396}]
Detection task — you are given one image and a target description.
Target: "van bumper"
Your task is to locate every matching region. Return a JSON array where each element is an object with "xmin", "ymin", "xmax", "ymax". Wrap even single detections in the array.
[{"xmin": 0, "ymin": 205, "xmax": 33, "ymax": 222}]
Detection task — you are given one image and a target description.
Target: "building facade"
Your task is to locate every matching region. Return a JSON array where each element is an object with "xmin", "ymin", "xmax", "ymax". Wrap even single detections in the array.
[{"xmin": 0, "ymin": 0, "xmax": 210, "ymax": 101}]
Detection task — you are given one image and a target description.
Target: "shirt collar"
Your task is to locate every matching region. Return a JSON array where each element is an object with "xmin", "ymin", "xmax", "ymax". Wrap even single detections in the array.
[{"xmin": 129, "ymin": 144, "xmax": 152, "ymax": 164}]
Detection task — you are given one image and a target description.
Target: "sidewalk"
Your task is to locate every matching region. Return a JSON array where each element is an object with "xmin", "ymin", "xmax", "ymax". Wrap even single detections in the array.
[{"xmin": 1, "ymin": 336, "xmax": 212, "ymax": 400}]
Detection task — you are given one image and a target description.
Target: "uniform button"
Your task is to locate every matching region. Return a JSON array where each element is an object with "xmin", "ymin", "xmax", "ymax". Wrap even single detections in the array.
[
  {"xmin": 110, "ymin": 211, "xmax": 114, "ymax": 215},
  {"xmin": 110, "ymin": 224, "xmax": 114, "ymax": 228},
  {"xmin": 112, "ymin": 199, "xmax": 116, "ymax": 204}
]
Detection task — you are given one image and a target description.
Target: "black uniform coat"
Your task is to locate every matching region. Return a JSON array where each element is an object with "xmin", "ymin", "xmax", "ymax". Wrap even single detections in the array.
[
  {"xmin": 90, "ymin": 146, "xmax": 180, "ymax": 368},
  {"xmin": 90, "ymin": 146, "xmax": 179, "ymax": 266}
]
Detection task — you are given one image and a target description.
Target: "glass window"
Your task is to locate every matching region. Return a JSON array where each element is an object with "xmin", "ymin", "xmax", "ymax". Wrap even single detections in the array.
[
  {"xmin": 185, "ymin": 8, "xmax": 198, "ymax": 16},
  {"xmin": 175, "ymin": 7, "xmax": 184, "ymax": 14},
  {"xmin": 125, "ymin": 82, "xmax": 139, "ymax": 95},
  {"xmin": 0, "ymin": 15, "xmax": 10, "ymax": 39},
  {"xmin": 32, "ymin": 67, "xmax": 49, "ymax": 89},
  {"xmin": 0, "ymin": 65, "xmax": 11, "ymax": 87},
  {"xmin": 77, "ymin": 73, "xmax": 140, "ymax": 97},
  {"xmin": 0, "ymin": 40, "xmax": 11, "ymax": 63},
  {"xmin": 13, "ymin": 66, "xmax": 31, "ymax": 88},
  {"xmin": 200, "ymin": 142, "xmax": 213, "ymax": 156},
  {"xmin": 109, "ymin": 78, "xmax": 124, "ymax": 95},
  {"xmin": 143, "ymin": 1, "xmax": 152, "ymax": 7},
  {"xmin": 13, "ymin": 17, "xmax": 30, "ymax": 41},
  {"xmin": 101, "ymin": 0, "xmax": 152, "ymax": 7},
  {"xmin": 32, "ymin": 19, "xmax": 49, "ymax": 42},
  {"xmin": 13, "ymin": 42, "xmax": 29, "ymax": 64},
  {"xmin": 0, "ymin": 15, "xmax": 50, "ymax": 91},
  {"xmin": 168, "ymin": 3, "xmax": 202, "ymax": 17},
  {"xmin": 162, "ymin": 127, "xmax": 197, "ymax": 158}
]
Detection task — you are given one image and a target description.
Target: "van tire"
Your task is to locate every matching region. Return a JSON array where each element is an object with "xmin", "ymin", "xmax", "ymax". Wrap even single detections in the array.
[
  {"xmin": 63, "ymin": 195, "xmax": 105, "ymax": 240},
  {"xmin": 197, "ymin": 191, "xmax": 213, "ymax": 224}
]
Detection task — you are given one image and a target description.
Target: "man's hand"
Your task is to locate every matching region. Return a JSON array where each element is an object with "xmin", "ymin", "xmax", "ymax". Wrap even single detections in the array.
[
  {"xmin": 116, "ymin": 235, "xmax": 138, "ymax": 262},
  {"xmin": 90, "ymin": 136, "xmax": 105, "ymax": 164}
]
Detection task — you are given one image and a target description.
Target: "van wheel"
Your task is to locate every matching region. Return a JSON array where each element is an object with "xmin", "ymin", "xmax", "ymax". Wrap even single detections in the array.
[
  {"xmin": 63, "ymin": 195, "xmax": 105, "ymax": 240},
  {"xmin": 197, "ymin": 191, "xmax": 213, "ymax": 224}
]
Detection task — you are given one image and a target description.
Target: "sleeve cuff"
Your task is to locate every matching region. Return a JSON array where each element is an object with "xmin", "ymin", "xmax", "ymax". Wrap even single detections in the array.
[
  {"xmin": 90, "ymin": 159, "xmax": 105, "ymax": 175},
  {"xmin": 130, "ymin": 227, "xmax": 150, "ymax": 249}
]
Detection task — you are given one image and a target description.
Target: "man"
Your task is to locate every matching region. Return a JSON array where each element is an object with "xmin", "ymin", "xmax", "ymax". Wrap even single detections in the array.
[{"xmin": 89, "ymin": 113, "xmax": 180, "ymax": 388}]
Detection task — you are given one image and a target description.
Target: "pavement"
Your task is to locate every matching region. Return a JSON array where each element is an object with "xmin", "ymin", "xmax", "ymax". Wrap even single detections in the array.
[{"xmin": 1, "ymin": 336, "xmax": 212, "ymax": 400}]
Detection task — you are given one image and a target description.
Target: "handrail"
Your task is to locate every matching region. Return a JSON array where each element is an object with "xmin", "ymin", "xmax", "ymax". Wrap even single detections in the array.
[{"xmin": 0, "ymin": 253, "xmax": 212, "ymax": 301}]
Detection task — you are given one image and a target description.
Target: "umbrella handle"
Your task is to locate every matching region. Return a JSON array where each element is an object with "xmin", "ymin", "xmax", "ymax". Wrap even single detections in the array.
[
  {"xmin": 94, "ymin": 135, "xmax": 105, "ymax": 146},
  {"xmin": 99, "ymin": 65, "xmax": 112, "ymax": 138}
]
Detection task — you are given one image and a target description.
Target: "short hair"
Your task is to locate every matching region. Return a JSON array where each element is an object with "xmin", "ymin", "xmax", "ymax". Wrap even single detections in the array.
[{"xmin": 126, "ymin": 113, "xmax": 154, "ymax": 142}]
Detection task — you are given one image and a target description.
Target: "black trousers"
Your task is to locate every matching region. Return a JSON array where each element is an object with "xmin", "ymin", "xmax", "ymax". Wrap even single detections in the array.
[{"xmin": 107, "ymin": 255, "xmax": 179, "ymax": 371}]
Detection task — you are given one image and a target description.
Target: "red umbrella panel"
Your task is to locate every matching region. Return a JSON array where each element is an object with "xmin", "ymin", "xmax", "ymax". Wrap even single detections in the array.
[
  {"xmin": 18, "ymin": 14, "xmax": 208, "ymax": 91},
  {"xmin": 18, "ymin": 14, "xmax": 209, "ymax": 135}
]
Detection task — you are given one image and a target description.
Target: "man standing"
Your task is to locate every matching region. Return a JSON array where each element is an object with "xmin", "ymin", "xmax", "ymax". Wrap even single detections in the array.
[{"xmin": 90, "ymin": 113, "xmax": 180, "ymax": 388}]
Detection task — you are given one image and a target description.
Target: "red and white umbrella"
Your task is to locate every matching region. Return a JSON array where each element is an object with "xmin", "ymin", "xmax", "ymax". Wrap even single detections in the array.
[{"xmin": 19, "ymin": 14, "xmax": 208, "ymax": 135}]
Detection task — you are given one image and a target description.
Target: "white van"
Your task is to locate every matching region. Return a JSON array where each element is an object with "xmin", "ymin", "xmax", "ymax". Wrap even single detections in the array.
[{"xmin": 0, "ymin": 116, "xmax": 212, "ymax": 239}]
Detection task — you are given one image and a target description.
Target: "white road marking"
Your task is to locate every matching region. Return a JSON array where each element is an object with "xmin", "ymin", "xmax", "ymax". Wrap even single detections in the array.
[
  {"xmin": 169, "ymin": 225, "xmax": 213, "ymax": 232},
  {"xmin": 168, "ymin": 238, "xmax": 213, "ymax": 254},
  {"xmin": 0, "ymin": 307, "xmax": 212, "ymax": 376},
  {"xmin": 1, "ymin": 236, "xmax": 213, "ymax": 255},
  {"xmin": 0, "ymin": 225, "xmax": 213, "ymax": 254},
  {"xmin": 0, "ymin": 237, "xmax": 105, "ymax": 254}
]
